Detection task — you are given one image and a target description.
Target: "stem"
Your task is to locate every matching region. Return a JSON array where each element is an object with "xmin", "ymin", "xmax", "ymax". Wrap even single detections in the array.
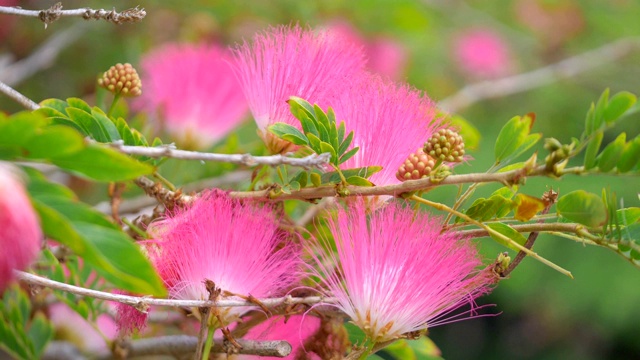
[
  {"xmin": 153, "ymin": 172, "xmax": 176, "ymax": 191},
  {"xmin": 107, "ymin": 92, "xmax": 121, "ymax": 118},
  {"xmin": 121, "ymin": 218, "xmax": 148, "ymax": 238},
  {"xmin": 0, "ymin": 80, "xmax": 40, "ymax": 110},
  {"xmin": 201, "ymin": 325, "xmax": 216, "ymax": 360},
  {"xmin": 410, "ymin": 195, "xmax": 573, "ymax": 278}
]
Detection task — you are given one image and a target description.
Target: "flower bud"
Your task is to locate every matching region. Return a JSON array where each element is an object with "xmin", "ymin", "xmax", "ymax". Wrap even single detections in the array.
[
  {"xmin": 424, "ymin": 128, "xmax": 465, "ymax": 163},
  {"xmin": 98, "ymin": 63, "xmax": 142, "ymax": 97},
  {"xmin": 396, "ymin": 148, "xmax": 436, "ymax": 181}
]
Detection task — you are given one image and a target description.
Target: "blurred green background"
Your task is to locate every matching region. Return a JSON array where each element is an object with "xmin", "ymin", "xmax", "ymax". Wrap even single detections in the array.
[{"xmin": 2, "ymin": 0, "xmax": 639, "ymax": 359}]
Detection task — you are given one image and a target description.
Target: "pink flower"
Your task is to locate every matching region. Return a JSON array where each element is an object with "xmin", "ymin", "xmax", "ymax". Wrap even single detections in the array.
[
  {"xmin": 328, "ymin": 74, "xmax": 441, "ymax": 187},
  {"xmin": 453, "ymin": 29, "xmax": 514, "ymax": 79},
  {"xmin": 0, "ymin": 163, "xmax": 42, "ymax": 293},
  {"xmin": 144, "ymin": 191, "xmax": 299, "ymax": 325},
  {"xmin": 231, "ymin": 25, "xmax": 365, "ymax": 152},
  {"xmin": 327, "ymin": 22, "xmax": 407, "ymax": 80},
  {"xmin": 49, "ymin": 303, "xmax": 117, "ymax": 352},
  {"xmin": 306, "ymin": 201, "xmax": 495, "ymax": 343},
  {"xmin": 137, "ymin": 43, "xmax": 248, "ymax": 149},
  {"xmin": 236, "ymin": 315, "xmax": 322, "ymax": 359}
]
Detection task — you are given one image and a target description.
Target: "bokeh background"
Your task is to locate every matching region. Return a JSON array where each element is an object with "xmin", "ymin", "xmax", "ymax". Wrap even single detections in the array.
[{"xmin": 2, "ymin": 1, "xmax": 640, "ymax": 359}]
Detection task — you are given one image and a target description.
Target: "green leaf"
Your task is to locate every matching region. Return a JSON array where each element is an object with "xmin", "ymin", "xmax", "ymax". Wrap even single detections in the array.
[
  {"xmin": 319, "ymin": 141, "xmax": 337, "ymax": 165},
  {"xmin": 268, "ymin": 123, "xmax": 308, "ymax": 145},
  {"xmin": 584, "ymin": 131, "xmax": 604, "ymax": 170},
  {"xmin": 322, "ymin": 166, "xmax": 382, "ymax": 183},
  {"xmin": 339, "ymin": 146, "xmax": 359, "ymax": 164},
  {"xmin": 592, "ymin": 88, "xmax": 610, "ymax": 131},
  {"xmin": 603, "ymin": 91, "xmax": 636, "ymax": 124},
  {"xmin": 288, "ymin": 96, "xmax": 315, "ymax": 119},
  {"xmin": 25, "ymin": 126, "xmax": 84, "ymax": 159},
  {"xmin": 337, "ymin": 119, "xmax": 346, "ymax": 144},
  {"xmin": 310, "ymin": 172, "xmax": 321, "ymax": 187},
  {"xmin": 26, "ymin": 313, "xmax": 53, "ymax": 358},
  {"xmin": 557, "ymin": 190, "xmax": 608, "ymax": 228},
  {"xmin": 292, "ymin": 171, "xmax": 308, "ymax": 188},
  {"xmin": 339, "ymin": 130, "xmax": 354, "ymax": 156},
  {"xmin": 51, "ymin": 144, "xmax": 155, "ymax": 181},
  {"xmin": 449, "ymin": 115, "xmax": 481, "ymax": 151},
  {"xmin": 596, "ymin": 132, "xmax": 626, "ymax": 172},
  {"xmin": 66, "ymin": 97, "xmax": 92, "ymax": 113},
  {"xmin": 306, "ymin": 133, "xmax": 322, "ymax": 154},
  {"xmin": 91, "ymin": 107, "xmax": 121, "ymax": 141},
  {"xmin": 465, "ymin": 195, "xmax": 514, "ymax": 222},
  {"xmin": 346, "ymin": 176, "xmax": 374, "ymax": 186},
  {"xmin": 487, "ymin": 223, "xmax": 528, "ymax": 251},
  {"xmin": 617, "ymin": 134, "xmax": 640, "ymax": 172},
  {"xmin": 66, "ymin": 107, "xmax": 109, "ymax": 142},
  {"xmin": 585, "ymin": 103, "xmax": 596, "ymax": 136},
  {"xmin": 494, "ymin": 114, "xmax": 536, "ymax": 164},
  {"xmin": 618, "ymin": 207, "xmax": 640, "ymax": 225},
  {"xmin": 39, "ymin": 98, "xmax": 68, "ymax": 114}
]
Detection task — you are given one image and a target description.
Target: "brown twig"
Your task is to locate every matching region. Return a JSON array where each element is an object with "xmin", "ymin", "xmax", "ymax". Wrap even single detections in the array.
[{"xmin": 0, "ymin": 3, "xmax": 146, "ymax": 28}]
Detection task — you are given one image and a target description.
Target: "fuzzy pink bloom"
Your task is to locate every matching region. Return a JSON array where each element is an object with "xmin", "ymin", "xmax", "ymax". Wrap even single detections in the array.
[
  {"xmin": 235, "ymin": 315, "xmax": 321, "ymax": 359},
  {"xmin": 231, "ymin": 25, "xmax": 366, "ymax": 134},
  {"xmin": 137, "ymin": 43, "xmax": 248, "ymax": 148},
  {"xmin": 144, "ymin": 191, "xmax": 299, "ymax": 325},
  {"xmin": 0, "ymin": 163, "xmax": 42, "ymax": 293},
  {"xmin": 306, "ymin": 201, "xmax": 494, "ymax": 343},
  {"xmin": 49, "ymin": 303, "xmax": 117, "ymax": 352},
  {"xmin": 328, "ymin": 74, "xmax": 441, "ymax": 187},
  {"xmin": 114, "ymin": 293, "xmax": 149, "ymax": 336},
  {"xmin": 453, "ymin": 29, "xmax": 514, "ymax": 79},
  {"xmin": 327, "ymin": 22, "xmax": 407, "ymax": 80}
]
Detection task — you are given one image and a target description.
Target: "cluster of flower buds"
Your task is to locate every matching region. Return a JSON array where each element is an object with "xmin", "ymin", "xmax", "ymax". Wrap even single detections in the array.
[
  {"xmin": 396, "ymin": 148, "xmax": 436, "ymax": 181},
  {"xmin": 98, "ymin": 63, "xmax": 142, "ymax": 97},
  {"xmin": 424, "ymin": 128, "xmax": 465, "ymax": 163}
]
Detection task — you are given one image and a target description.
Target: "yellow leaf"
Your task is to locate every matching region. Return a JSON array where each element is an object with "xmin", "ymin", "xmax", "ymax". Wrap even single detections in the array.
[{"xmin": 514, "ymin": 194, "xmax": 546, "ymax": 221}]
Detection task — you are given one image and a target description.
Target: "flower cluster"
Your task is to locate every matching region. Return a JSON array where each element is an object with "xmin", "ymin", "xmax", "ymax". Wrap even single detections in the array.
[{"xmin": 98, "ymin": 63, "xmax": 142, "ymax": 97}]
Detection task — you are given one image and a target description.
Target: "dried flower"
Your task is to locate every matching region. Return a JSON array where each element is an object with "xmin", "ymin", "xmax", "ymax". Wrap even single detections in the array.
[
  {"xmin": 0, "ymin": 163, "xmax": 42, "ymax": 293},
  {"xmin": 137, "ymin": 43, "xmax": 248, "ymax": 149},
  {"xmin": 232, "ymin": 25, "xmax": 365, "ymax": 153},
  {"xmin": 98, "ymin": 63, "xmax": 142, "ymax": 97},
  {"xmin": 329, "ymin": 73, "xmax": 443, "ymax": 188},
  {"xmin": 453, "ymin": 29, "xmax": 514, "ymax": 79},
  {"xmin": 424, "ymin": 128, "xmax": 465, "ymax": 163},
  {"xmin": 143, "ymin": 191, "xmax": 299, "ymax": 326},
  {"xmin": 306, "ymin": 201, "xmax": 494, "ymax": 343}
]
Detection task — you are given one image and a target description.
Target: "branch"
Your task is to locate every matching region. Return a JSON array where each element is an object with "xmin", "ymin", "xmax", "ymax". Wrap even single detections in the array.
[
  {"xmin": 107, "ymin": 141, "xmax": 332, "ymax": 169},
  {"xmin": 0, "ymin": 3, "xmax": 146, "ymax": 28},
  {"xmin": 15, "ymin": 270, "xmax": 333, "ymax": 309},
  {"xmin": 0, "ymin": 80, "xmax": 39, "ymax": 110},
  {"xmin": 0, "ymin": 25, "xmax": 83, "ymax": 86},
  {"xmin": 229, "ymin": 165, "xmax": 561, "ymax": 201},
  {"xmin": 440, "ymin": 37, "xmax": 640, "ymax": 113},
  {"xmin": 93, "ymin": 335, "xmax": 291, "ymax": 359}
]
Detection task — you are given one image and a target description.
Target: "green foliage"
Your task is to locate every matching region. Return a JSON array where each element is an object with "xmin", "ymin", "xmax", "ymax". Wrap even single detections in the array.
[
  {"xmin": 321, "ymin": 166, "xmax": 382, "ymax": 185},
  {"xmin": 596, "ymin": 132, "xmax": 626, "ymax": 172},
  {"xmin": 268, "ymin": 96, "xmax": 358, "ymax": 167},
  {"xmin": 584, "ymin": 89, "xmax": 637, "ymax": 136},
  {"xmin": 556, "ymin": 190, "xmax": 608, "ymax": 228},
  {"xmin": 494, "ymin": 113, "xmax": 541, "ymax": 165},
  {"xmin": 448, "ymin": 114, "xmax": 481, "ymax": 151},
  {"xmin": 25, "ymin": 168, "xmax": 166, "ymax": 296},
  {"xmin": 383, "ymin": 338, "xmax": 444, "ymax": 360},
  {"xmin": 487, "ymin": 223, "xmax": 528, "ymax": 251},
  {"xmin": 461, "ymin": 187, "xmax": 516, "ymax": 222},
  {"xmin": 0, "ymin": 286, "xmax": 53, "ymax": 360},
  {"xmin": 0, "ymin": 111, "xmax": 154, "ymax": 181}
]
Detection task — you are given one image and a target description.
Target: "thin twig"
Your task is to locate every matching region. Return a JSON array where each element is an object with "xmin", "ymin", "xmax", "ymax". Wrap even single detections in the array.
[
  {"xmin": 107, "ymin": 141, "xmax": 332, "ymax": 169},
  {"xmin": 0, "ymin": 25, "xmax": 83, "ymax": 86},
  {"xmin": 0, "ymin": 3, "xmax": 146, "ymax": 28},
  {"xmin": 15, "ymin": 270, "xmax": 333, "ymax": 309},
  {"xmin": 440, "ymin": 37, "xmax": 640, "ymax": 112},
  {"xmin": 0, "ymin": 80, "xmax": 39, "ymax": 110}
]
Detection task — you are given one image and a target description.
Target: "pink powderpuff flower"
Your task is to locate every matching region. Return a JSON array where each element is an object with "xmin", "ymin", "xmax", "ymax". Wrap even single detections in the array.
[
  {"xmin": 0, "ymin": 162, "xmax": 42, "ymax": 293},
  {"xmin": 306, "ymin": 201, "xmax": 495, "ymax": 343},
  {"xmin": 231, "ymin": 25, "xmax": 366, "ymax": 153},
  {"xmin": 453, "ymin": 29, "xmax": 514, "ymax": 79},
  {"xmin": 141, "ymin": 191, "xmax": 299, "ymax": 327},
  {"xmin": 235, "ymin": 315, "xmax": 322, "ymax": 359},
  {"xmin": 328, "ymin": 73, "xmax": 442, "ymax": 188},
  {"xmin": 326, "ymin": 22, "xmax": 407, "ymax": 80},
  {"xmin": 137, "ymin": 43, "xmax": 248, "ymax": 149},
  {"xmin": 49, "ymin": 303, "xmax": 117, "ymax": 353}
]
